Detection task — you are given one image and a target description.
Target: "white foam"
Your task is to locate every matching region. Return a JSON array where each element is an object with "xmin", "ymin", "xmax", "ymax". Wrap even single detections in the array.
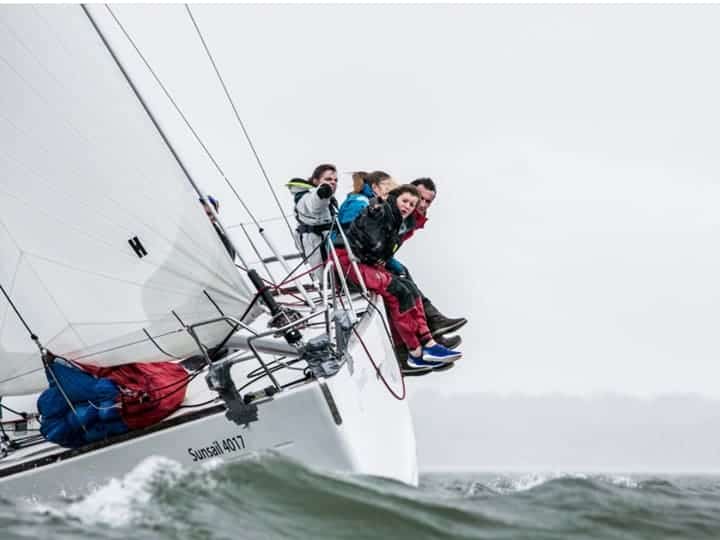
[
  {"xmin": 487, "ymin": 473, "xmax": 563, "ymax": 493},
  {"xmin": 71, "ymin": 456, "xmax": 184, "ymax": 526},
  {"xmin": 598, "ymin": 474, "xmax": 640, "ymax": 488},
  {"xmin": 486, "ymin": 472, "xmax": 639, "ymax": 494},
  {"xmin": 33, "ymin": 456, "xmax": 184, "ymax": 528}
]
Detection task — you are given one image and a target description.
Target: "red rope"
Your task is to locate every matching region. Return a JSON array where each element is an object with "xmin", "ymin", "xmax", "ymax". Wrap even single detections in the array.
[
  {"xmin": 255, "ymin": 257, "xmax": 405, "ymax": 400},
  {"xmin": 260, "ymin": 277, "xmax": 304, "ymax": 304},
  {"xmin": 276, "ymin": 263, "xmax": 323, "ymax": 288},
  {"xmin": 352, "ymin": 327, "xmax": 406, "ymax": 401},
  {"xmin": 259, "ymin": 262, "xmax": 322, "ymax": 305}
]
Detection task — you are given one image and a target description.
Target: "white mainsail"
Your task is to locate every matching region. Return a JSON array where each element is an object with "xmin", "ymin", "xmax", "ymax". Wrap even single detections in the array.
[{"xmin": 0, "ymin": 5, "xmax": 257, "ymax": 395}]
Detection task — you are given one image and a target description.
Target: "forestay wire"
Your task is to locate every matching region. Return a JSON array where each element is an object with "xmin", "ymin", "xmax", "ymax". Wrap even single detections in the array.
[
  {"xmin": 0, "ymin": 282, "xmax": 39, "ymax": 348},
  {"xmin": 107, "ymin": 5, "xmax": 314, "ymax": 306},
  {"xmin": 0, "ymin": 282, "xmax": 89, "ymax": 430},
  {"xmin": 184, "ymin": 5, "xmax": 317, "ymax": 306},
  {"xmin": 104, "ymin": 5, "xmax": 263, "ymax": 230},
  {"xmin": 184, "ymin": 5, "xmax": 296, "ymax": 241}
]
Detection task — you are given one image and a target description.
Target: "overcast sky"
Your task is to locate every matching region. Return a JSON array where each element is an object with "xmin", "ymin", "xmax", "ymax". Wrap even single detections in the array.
[{"xmin": 98, "ymin": 4, "xmax": 720, "ymax": 398}]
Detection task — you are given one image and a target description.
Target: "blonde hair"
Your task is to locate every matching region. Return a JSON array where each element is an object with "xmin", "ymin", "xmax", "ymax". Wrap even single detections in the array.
[
  {"xmin": 352, "ymin": 171, "xmax": 368, "ymax": 193},
  {"xmin": 352, "ymin": 170, "xmax": 395, "ymax": 194},
  {"xmin": 385, "ymin": 177, "xmax": 400, "ymax": 191}
]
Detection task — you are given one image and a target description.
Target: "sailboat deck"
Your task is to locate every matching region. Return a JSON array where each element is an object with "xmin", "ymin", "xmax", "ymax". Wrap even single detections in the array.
[{"xmin": 0, "ymin": 291, "xmax": 374, "ymax": 478}]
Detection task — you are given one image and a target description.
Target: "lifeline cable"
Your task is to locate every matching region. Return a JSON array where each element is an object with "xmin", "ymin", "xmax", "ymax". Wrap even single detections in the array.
[
  {"xmin": 315, "ymin": 237, "xmax": 400, "ymax": 393},
  {"xmin": 119, "ymin": 289, "xmax": 265, "ymax": 407},
  {"xmin": 201, "ymin": 289, "xmax": 265, "ymax": 364},
  {"xmin": 352, "ymin": 327, "xmax": 406, "ymax": 401},
  {"xmin": 267, "ymin": 211, "xmax": 338, "ymax": 291},
  {"xmin": 333, "ymin": 269, "xmax": 408, "ymax": 401},
  {"xmin": 177, "ymin": 397, "xmax": 218, "ymax": 409}
]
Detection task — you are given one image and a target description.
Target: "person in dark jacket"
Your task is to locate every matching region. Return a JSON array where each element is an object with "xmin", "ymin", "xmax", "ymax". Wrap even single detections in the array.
[
  {"xmin": 395, "ymin": 177, "xmax": 467, "ymax": 337},
  {"xmin": 334, "ymin": 185, "xmax": 462, "ymax": 369},
  {"xmin": 338, "ymin": 175, "xmax": 464, "ymax": 343}
]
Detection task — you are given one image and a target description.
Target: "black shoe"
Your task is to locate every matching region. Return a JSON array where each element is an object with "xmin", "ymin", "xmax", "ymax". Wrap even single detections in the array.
[
  {"xmin": 432, "ymin": 362, "xmax": 456, "ymax": 373},
  {"xmin": 396, "ymin": 345, "xmax": 439, "ymax": 375},
  {"xmin": 423, "ymin": 299, "xmax": 468, "ymax": 337},
  {"xmin": 397, "ymin": 344, "xmax": 456, "ymax": 376},
  {"xmin": 428, "ymin": 316, "xmax": 467, "ymax": 337},
  {"xmin": 434, "ymin": 334, "xmax": 461, "ymax": 349},
  {"xmin": 401, "ymin": 366, "xmax": 434, "ymax": 377},
  {"xmin": 395, "ymin": 344, "xmax": 409, "ymax": 367}
]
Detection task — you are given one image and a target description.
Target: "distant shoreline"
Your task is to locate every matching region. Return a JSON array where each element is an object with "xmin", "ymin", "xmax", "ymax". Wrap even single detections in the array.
[
  {"xmin": 410, "ymin": 392, "xmax": 720, "ymax": 472},
  {"xmin": 420, "ymin": 467, "xmax": 720, "ymax": 475}
]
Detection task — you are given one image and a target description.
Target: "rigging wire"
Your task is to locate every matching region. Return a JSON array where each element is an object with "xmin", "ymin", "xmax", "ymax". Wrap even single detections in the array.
[
  {"xmin": 106, "ymin": 5, "xmax": 295, "ymax": 245},
  {"xmin": 183, "ymin": 4, "xmax": 316, "ymax": 309},
  {"xmin": 101, "ymin": 0, "xmax": 294, "ymax": 259},
  {"xmin": 85, "ymin": 6, "xmax": 201, "ymax": 210},
  {"xmin": 101, "ymin": 5, "xmax": 253, "ymax": 277},
  {"xmin": 0, "ymin": 282, "xmax": 39, "ymax": 345},
  {"xmin": 0, "ymin": 285, "xmax": 89, "ymax": 428},
  {"xmin": 184, "ymin": 4, "xmax": 296, "ymax": 242},
  {"xmin": 106, "ymin": 5, "xmax": 316, "ymax": 307},
  {"xmin": 0, "ymin": 402, "xmax": 28, "ymax": 418},
  {"xmin": 105, "ymin": 5, "xmax": 263, "ymax": 230}
]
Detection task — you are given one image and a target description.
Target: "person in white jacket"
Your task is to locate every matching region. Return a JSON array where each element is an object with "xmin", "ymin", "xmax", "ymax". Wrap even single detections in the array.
[{"xmin": 286, "ymin": 164, "xmax": 338, "ymax": 276}]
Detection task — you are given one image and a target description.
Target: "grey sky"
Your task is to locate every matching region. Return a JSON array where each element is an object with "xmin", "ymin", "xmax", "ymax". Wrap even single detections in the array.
[
  {"xmin": 412, "ymin": 391, "xmax": 720, "ymax": 473},
  {"xmin": 101, "ymin": 4, "xmax": 720, "ymax": 397}
]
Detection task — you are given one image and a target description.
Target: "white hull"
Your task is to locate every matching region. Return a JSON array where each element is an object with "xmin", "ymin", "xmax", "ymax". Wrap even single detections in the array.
[
  {"xmin": 0, "ymin": 300, "xmax": 417, "ymax": 499},
  {"xmin": 0, "ymin": 5, "xmax": 419, "ymax": 501}
]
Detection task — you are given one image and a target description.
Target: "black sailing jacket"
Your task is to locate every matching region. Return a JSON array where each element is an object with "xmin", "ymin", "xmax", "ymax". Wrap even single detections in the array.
[{"xmin": 342, "ymin": 194, "xmax": 408, "ymax": 265}]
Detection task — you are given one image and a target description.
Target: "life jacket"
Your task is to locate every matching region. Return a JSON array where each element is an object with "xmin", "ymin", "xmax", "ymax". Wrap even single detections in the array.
[
  {"xmin": 345, "ymin": 194, "xmax": 406, "ymax": 265},
  {"xmin": 286, "ymin": 178, "xmax": 335, "ymax": 235},
  {"xmin": 286, "ymin": 177, "xmax": 315, "ymax": 208}
]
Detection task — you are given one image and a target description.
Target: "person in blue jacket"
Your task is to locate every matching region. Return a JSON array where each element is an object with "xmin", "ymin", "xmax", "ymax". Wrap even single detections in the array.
[
  {"xmin": 336, "ymin": 171, "xmax": 394, "ymax": 226},
  {"xmin": 335, "ymin": 171, "xmax": 401, "ymax": 260}
]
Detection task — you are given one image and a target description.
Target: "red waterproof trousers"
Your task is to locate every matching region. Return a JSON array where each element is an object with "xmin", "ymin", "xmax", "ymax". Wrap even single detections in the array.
[{"xmin": 335, "ymin": 249, "xmax": 431, "ymax": 350}]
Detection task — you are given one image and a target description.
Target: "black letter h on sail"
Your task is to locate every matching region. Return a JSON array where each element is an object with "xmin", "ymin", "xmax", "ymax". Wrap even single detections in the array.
[{"xmin": 128, "ymin": 236, "xmax": 148, "ymax": 258}]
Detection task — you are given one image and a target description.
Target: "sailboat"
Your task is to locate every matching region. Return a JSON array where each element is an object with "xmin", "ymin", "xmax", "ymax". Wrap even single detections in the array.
[{"xmin": 0, "ymin": 4, "xmax": 417, "ymax": 498}]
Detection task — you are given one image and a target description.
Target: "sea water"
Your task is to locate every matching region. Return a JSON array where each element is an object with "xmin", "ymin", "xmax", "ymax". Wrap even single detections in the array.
[{"xmin": 6, "ymin": 453, "xmax": 720, "ymax": 539}]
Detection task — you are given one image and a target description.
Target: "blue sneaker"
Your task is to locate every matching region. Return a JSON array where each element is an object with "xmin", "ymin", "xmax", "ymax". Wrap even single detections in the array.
[
  {"xmin": 406, "ymin": 353, "xmax": 445, "ymax": 369},
  {"xmin": 423, "ymin": 343, "xmax": 462, "ymax": 363}
]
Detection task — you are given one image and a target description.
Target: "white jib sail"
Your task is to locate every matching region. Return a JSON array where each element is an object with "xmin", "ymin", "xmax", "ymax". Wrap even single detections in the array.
[{"xmin": 0, "ymin": 5, "xmax": 257, "ymax": 395}]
